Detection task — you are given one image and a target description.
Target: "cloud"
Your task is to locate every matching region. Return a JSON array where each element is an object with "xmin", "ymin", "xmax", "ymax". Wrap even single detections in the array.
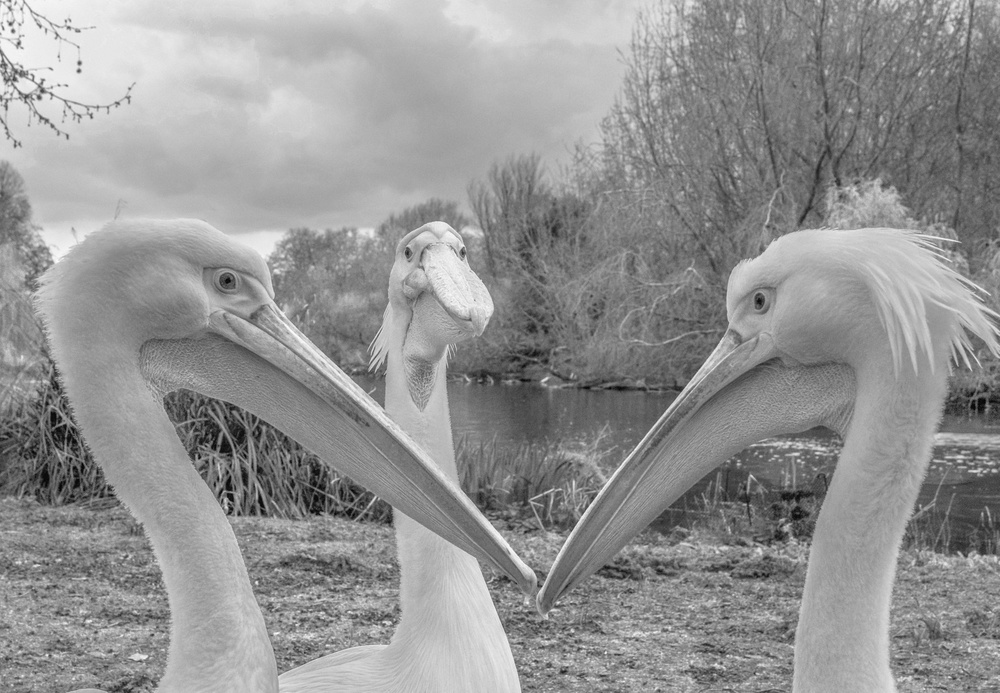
[{"xmin": 5, "ymin": 0, "xmax": 639, "ymax": 255}]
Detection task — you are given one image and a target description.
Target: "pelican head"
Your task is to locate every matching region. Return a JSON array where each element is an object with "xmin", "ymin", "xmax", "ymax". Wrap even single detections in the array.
[
  {"xmin": 720, "ymin": 229, "xmax": 992, "ymax": 378},
  {"xmin": 37, "ymin": 219, "xmax": 533, "ymax": 592},
  {"xmin": 539, "ymin": 228, "xmax": 999, "ymax": 613},
  {"xmin": 371, "ymin": 221, "xmax": 494, "ymax": 409}
]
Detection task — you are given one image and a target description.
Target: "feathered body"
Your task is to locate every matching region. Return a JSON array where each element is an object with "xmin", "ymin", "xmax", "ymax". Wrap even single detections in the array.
[
  {"xmin": 729, "ymin": 229, "xmax": 999, "ymax": 691},
  {"xmin": 538, "ymin": 228, "xmax": 999, "ymax": 693},
  {"xmin": 37, "ymin": 219, "xmax": 533, "ymax": 693},
  {"xmin": 280, "ymin": 222, "xmax": 519, "ymax": 692}
]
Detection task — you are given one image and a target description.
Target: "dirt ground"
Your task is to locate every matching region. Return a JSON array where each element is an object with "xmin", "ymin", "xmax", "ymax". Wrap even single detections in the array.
[{"xmin": 2, "ymin": 497, "xmax": 1000, "ymax": 692}]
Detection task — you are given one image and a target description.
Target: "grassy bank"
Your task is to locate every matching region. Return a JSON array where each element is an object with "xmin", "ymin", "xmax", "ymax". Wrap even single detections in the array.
[
  {"xmin": 4, "ymin": 360, "xmax": 1000, "ymax": 557},
  {"xmin": 0, "ymin": 364, "xmax": 610, "ymax": 529},
  {"xmin": 2, "ymin": 498, "xmax": 1000, "ymax": 692}
]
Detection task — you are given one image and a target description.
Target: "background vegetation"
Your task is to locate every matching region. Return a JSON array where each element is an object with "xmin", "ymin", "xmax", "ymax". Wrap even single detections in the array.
[
  {"xmin": 2, "ymin": 0, "xmax": 1000, "ymax": 551},
  {"xmin": 260, "ymin": 0, "xmax": 1000, "ymax": 390}
]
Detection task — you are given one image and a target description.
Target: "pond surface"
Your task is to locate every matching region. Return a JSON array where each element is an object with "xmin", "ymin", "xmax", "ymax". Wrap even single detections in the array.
[{"xmin": 355, "ymin": 376, "xmax": 1000, "ymax": 548}]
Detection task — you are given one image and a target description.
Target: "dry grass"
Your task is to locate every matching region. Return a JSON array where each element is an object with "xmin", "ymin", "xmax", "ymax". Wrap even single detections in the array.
[{"xmin": 3, "ymin": 498, "xmax": 1000, "ymax": 692}]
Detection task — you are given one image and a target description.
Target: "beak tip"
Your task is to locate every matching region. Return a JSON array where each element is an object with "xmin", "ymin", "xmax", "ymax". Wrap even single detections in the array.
[
  {"xmin": 535, "ymin": 588, "xmax": 555, "ymax": 617},
  {"xmin": 517, "ymin": 567, "xmax": 540, "ymax": 598}
]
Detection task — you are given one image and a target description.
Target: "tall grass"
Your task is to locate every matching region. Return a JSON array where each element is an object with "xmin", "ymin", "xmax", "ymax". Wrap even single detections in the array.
[
  {"xmin": 166, "ymin": 390, "xmax": 391, "ymax": 520},
  {"xmin": 5, "ymin": 363, "xmax": 1000, "ymax": 552},
  {"xmin": 457, "ymin": 430, "xmax": 608, "ymax": 528},
  {"xmin": 670, "ymin": 462, "xmax": 1000, "ymax": 556},
  {"xmin": 663, "ymin": 467, "xmax": 827, "ymax": 545},
  {"xmin": 0, "ymin": 360, "xmax": 100, "ymax": 505},
  {"xmin": 1, "ymin": 357, "xmax": 609, "ymax": 527},
  {"xmin": 0, "ymin": 369, "xmax": 394, "ymax": 520},
  {"xmin": 0, "ymin": 246, "xmax": 47, "ymax": 410},
  {"xmin": 904, "ymin": 478, "xmax": 1000, "ymax": 555}
]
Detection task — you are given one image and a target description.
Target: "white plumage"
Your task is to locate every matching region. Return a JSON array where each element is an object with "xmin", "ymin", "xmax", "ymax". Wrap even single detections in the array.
[
  {"xmin": 539, "ymin": 228, "xmax": 1000, "ymax": 692},
  {"xmin": 36, "ymin": 219, "xmax": 533, "ymax": 692},
  {"xmin": 280, "ymin": 222, "xmax": 520, "ymax": 692}
]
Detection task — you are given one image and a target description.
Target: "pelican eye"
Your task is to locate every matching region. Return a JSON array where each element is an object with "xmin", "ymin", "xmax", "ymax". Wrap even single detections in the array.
[
  {"xmin": 214, "ymin": 269, "xmax": 240, "ymax": 294},
  {"xmin": 404, "ymin": 246, "xmax": 413, "ymax": 261},
  {"xmin": 459, "ymin": 246, "xmax": 468, "ymax": 260},
  {"xmin": 752, "ymin": 290, "xmax": 769, "ymax": 312}
]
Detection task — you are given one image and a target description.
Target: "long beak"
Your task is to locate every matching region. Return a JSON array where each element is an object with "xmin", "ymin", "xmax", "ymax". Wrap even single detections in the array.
[
  {"xmin": 411, "ymin": 243, "xmax": 493, "ymax": 336},
  {"xmin": 537, "ymin": 331, "xmax": 855, "ymax": 614},
  {"xmin": 141, "ymin": 303, "xmax": 536, "ymax": 596}
]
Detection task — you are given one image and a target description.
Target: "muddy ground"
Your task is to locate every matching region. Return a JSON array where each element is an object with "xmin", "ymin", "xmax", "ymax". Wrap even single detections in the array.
[{"xmin": 2, "ymin": 497, "xmax": 1000, "ymax": 692}]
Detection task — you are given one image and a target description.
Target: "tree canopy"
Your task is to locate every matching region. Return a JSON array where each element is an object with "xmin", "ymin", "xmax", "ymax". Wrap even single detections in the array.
[{"xmin": 0, "ymin": 160, "xmax": 50, "ymax": 289}]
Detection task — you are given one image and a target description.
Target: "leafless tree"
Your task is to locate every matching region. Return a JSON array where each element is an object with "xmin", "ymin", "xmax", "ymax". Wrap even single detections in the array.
[
  {"xmin": 0, "ymin": 0, "xmax": 133, "ymax": 147},
  {"xmin": 598, "ymin": 0, "xmax": 998, "ymax": 265}
]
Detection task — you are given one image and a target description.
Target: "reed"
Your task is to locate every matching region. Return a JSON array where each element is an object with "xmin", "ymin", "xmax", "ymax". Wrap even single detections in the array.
[
  {"xmin": 3, "ymin": 348, "xmax": 996, "ymax": 552},
  {"xmin": 456, "ymin": 429, "xmax": 608, "ymax": 529},
  {"xmin": 0, "ymin": 360, "xmax": 101, "ymax": 505},
  {"xmin": 1, "ymin": 361, "xmax": 609, "ymax": 527},
  {"xmin": 0, "ymin": 365, "xmax": 392, "ymax": 520},
  {"xmin": 166, "ymin": 390, "xmax": 391, "ymax": 521},
  {"xmin": 661, "ymin": 465, "xmax": 828, "ymax": 546}
]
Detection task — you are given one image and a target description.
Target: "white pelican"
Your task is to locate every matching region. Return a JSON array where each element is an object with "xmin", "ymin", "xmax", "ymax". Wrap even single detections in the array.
[
  {"xmin": 36, "ymin": 219, "xmax": 536, "ymax": 693},
  {"xmin": 279, "ymin": 222, "xmax": 520, "ymax": 692},
  {"xmin": 537, "ymin": 228, "xmax": 1000, "ymax": 692}
]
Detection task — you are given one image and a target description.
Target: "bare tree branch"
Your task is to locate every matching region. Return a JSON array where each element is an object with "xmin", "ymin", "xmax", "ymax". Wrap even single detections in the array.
[{"xmin": 0, "ymin": 0, "xmax": 134, "ymax": 147}]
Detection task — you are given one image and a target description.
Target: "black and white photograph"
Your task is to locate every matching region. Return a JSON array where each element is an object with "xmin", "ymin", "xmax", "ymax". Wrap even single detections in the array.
[{"xmin": 3, "ymin": 1, "xmax": 1000, "ymax": 691}]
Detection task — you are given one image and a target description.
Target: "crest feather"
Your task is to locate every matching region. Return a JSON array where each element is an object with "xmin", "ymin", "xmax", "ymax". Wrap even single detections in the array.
[
  {"xmin": 368, "ymin": 304, "xmax": 393, "ymax": 373},
  {"xmin": 827, "ymin": 229, "xmax": 999, "ymax": 376}
]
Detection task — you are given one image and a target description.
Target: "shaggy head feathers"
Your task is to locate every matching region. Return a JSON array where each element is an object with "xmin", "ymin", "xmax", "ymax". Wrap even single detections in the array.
[
  {"xmin": 729, "ymin": 228, "xmax": 1000, "ymax": 376},
  {"xmin": 368, "ymin": 223, "xmax": 467, "ymax": 372},
  {"xmin": 369, "ymin": 303, "xmax": 395, "ymax": 373}
]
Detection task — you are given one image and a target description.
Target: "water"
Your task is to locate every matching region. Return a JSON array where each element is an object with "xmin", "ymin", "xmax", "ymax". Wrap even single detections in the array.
[{"xmin": 355, "ymin": 376, "xmax": 1000, "ymax": 546}]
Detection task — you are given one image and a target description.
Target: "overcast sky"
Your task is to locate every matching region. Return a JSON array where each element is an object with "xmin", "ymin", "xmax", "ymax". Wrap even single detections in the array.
[{"xmin": 4, "ymin": 0, "xmax": 643, "ymax": 259}]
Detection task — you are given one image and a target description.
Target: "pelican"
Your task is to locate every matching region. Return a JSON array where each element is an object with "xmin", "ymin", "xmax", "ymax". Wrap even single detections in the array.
[
  {"xmin": 538, "ymin": 228, "xmax": 1000, "ymax": 692},
  {"xmin": 279, "ymin": 222, "xmax": 519, "ymax": 691},
  {"xmin": 35, "ymin": 219, "xmax": 536, "ymax": 693}
]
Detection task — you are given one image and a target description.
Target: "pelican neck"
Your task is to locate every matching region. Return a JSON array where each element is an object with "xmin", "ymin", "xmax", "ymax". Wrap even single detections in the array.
[
  {"xmin": 58, "ymin": 344, "xmax": 278, "ymax": 693},
  {"xmin": 793, "ymin": 355, "xmax": 947, "ymax": 693}
]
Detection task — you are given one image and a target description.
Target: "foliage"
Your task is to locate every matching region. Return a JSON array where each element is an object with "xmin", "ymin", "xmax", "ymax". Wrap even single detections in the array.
[
  {"xmin": 672, "ymin": 460, "xmax": 1000, "ymax": 556},
  {"xmin": 0, "ymin": 244, "xmax": 45, "ymax": 391},
  {"xmin": 465, "ymin": 152, "xmax": 728, "ymax": 386},
  {"xmin": 0, "ymin": 366, "xmax": 389, "ymax": 519},
  {"xmin": 824, "ymin": 179, "xmax": 918, "ymax": 231},
  {"xmin": 268, "ymin": 226, "xmax": 390, "ymax": 368},
  {"xmin": 205, "ymin": 0, "xmax": 1000, "ymax": 392},
  {"xmin": 452, "ymin": 0, "xmax": 1000, "ymax": 387},
  {"xmin": 376, "ymin": 197, "xmax": 471, "ymax": 241},
  {"xmin": 457, "ymin": 431, "xmax": 608, "ymax": 529},
  {"xmin": 0, "ymin": 359, "xmax": 97, "ymax": 504},
  {"xmin": 598, "ymin": 0, "xmax": 1000, "ymax": 256},
  {"xmin": 0, "ymin": 360, "xmax": 609, "ymax": 526},
  {"xmin": 0, "ymin": 0, "xmax": 133, "ymax": 147},
  {"xmin": 0, "ymin": 161, "xmax": 52, "ymax": 288},
  {"xmin": 0, "ymin": 164, "xmax": 49, "ymax": 393}
]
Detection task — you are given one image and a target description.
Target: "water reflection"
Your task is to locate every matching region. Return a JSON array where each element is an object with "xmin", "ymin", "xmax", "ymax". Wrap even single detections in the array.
[{"xmin": 356, "ymin": 375, "xmax": 1000, "ymax": 546}]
